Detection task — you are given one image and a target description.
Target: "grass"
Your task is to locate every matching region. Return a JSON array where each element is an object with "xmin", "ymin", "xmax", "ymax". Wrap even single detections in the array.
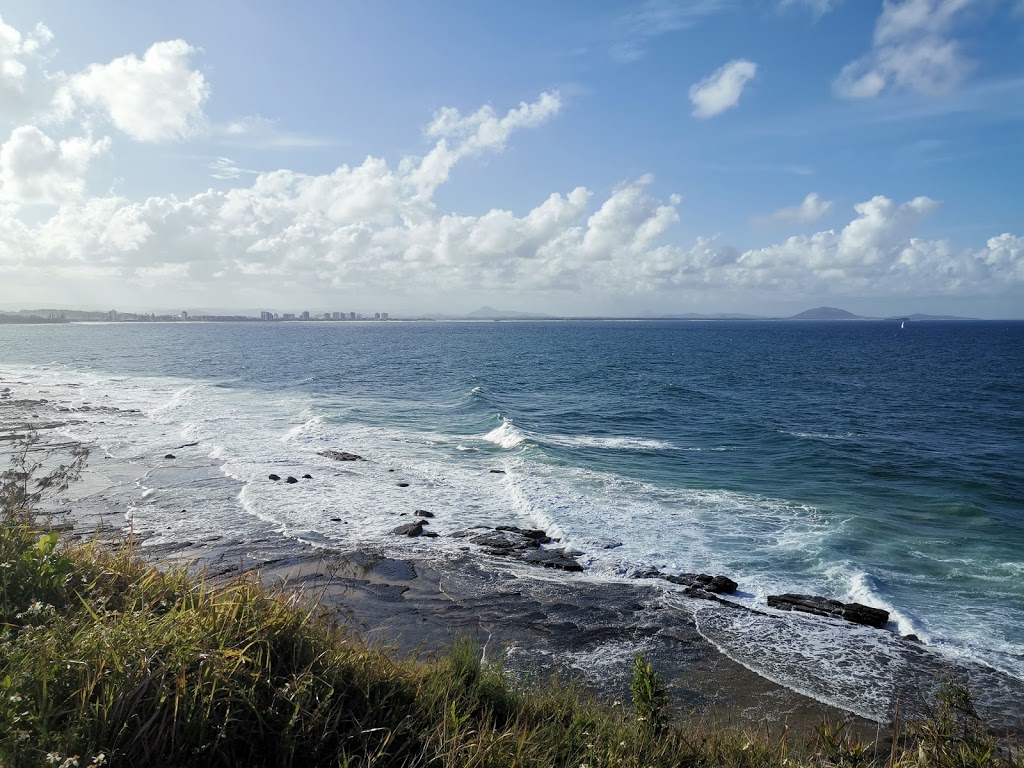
[{"xmin": 0, "ymin": 435, "xmax": 1020, "ymax": 767}]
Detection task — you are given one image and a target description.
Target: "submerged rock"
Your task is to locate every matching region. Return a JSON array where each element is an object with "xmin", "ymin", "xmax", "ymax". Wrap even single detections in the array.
[
  {"xmin": 302, "ymin": 473, "xmax": 313, "ymax": 479},
  {"xmin": 268, "ymin": 474, "xmax": 281, "ymax": 481},
  {"xmin": 164, "ymin": 453, "xmax": 176, "ymax": 459},
  {"xmin": 766, "ymin": 593, "xmax": 889, "ymax": 629},
  {"xmin": 318, "ymin": 450, "xmax": 364, "ymax": 462},
  {"xmin": 393, "ymin": 521, "xmax": 425, "ymax": 537},
  {"xmin": 414, "ymin": 509, "xmax": 434, "ymax": 518},
  {"xmin": 285, "ymin": 476, "xmax": 299, "ymax": 484}
]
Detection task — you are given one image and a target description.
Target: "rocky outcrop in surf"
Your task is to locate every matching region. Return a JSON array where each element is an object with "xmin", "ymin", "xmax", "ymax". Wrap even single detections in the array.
[
  {"xmin": 767, "ymin": 593, "xmax": 889, "ymax": 628},
  {"xmin": 319, "ymin": 450, "xmax": 364, "ymax": 462},
  {"xmin": 450, "ymin": 526, "xmax": 582, "ymax": 572},
  {"xmin": 635, "ymin": 569, "xmax": 738, "ymax": 595}
]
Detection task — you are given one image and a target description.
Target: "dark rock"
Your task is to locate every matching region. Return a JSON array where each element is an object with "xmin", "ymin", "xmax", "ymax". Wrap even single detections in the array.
[
  {"xmin": 302, "ymin": 474, "xmax": 313, "ymax": 479},
  {"xmin": 422, "ymin": 532, "xmax": 439, "ymax": 538},
  {"xmin": 393, "ymin": 521, "xmax": 424, "ymax": 537},
  {"xmin": 285, "ymin": 476, "xmax": 299, "ymax": 484},
  {"xmin": 643, "ymin": 571, "xmax": 738, "ymax": 595},
  {"xmin": 414, "ymin": 509, "xmax": 434, "ymax": 518},
  {"xmin": 767, "ymin": 593, "xmax": 889, "ymax": 629},
  {"xmin": 521, "ymin": 549, "xmax": 584, "ymax": 572},
  {"xmin": 268, "ymin": 474, "xmax": 281, "ymax": 481},
  {"xmin": 495, "ymin": 525, "xmax": 549, "ymax": 541},
  {"xmin": 318, "ymin": 450, "xmax": 364, "ymax": 462},
  {"xmin": 471, "ymin": 531, "xmax": 539, "ymax": 551},
  {"xmin": 397, "ymin": 482, "xmax": 410, "ymax": 488},
  {"xmin": 164, "ymin": 453, "xmax": 176, "ymax": 459},
  {"xmin": 904, "ymin": 634, "xmax": 922, "ymax": 643},
  {"xmin": 489, "ymin": 469, "xmax": 506, "ymax": 474},
  {"xmin": 330, "ymin": 517, "xmax": 342, "ymax": 522}
]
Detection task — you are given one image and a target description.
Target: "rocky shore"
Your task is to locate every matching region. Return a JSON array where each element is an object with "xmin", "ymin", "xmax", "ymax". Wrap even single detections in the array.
[{"xmin": 4, "ymin": 380, "xmax": 1023, "ymax": 738}]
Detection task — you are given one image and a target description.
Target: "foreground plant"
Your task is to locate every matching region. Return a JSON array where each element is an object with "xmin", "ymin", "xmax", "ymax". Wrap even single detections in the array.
[{"xmin": 0, "ymin": 433, "xmax": 1020, "ymax": 767}]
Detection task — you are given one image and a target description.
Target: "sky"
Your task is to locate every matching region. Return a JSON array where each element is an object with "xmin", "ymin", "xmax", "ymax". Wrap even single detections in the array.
[{"xmin": 0, "ymin": 0, "xmax": 1021, "ymax": 318}]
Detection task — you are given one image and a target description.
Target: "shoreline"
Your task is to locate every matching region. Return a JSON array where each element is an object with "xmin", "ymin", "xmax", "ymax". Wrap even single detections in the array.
[{"xmin": 2, "ymin": 380, "xmax": 1022, "ymax": 738}]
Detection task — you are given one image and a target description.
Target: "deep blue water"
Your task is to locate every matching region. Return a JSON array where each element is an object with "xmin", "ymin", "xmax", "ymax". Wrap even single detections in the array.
[{"xmin": 2, "ymin": 319, "xmax": 1023, "ymax": 717}]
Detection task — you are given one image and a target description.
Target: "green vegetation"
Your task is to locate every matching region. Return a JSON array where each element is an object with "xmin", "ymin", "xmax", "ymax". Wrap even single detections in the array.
[{"xmin": 0, "ymin": 435, "xmax": 1019, "ymax": 767}]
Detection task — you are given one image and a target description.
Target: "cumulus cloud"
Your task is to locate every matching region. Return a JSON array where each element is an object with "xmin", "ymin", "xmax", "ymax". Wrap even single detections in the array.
[
  {"xmin": 834, "ymin": 0, "xmax": 980, "ymax": 99},
  {"xmin": 0, "ymin": 125, "xmax": 110, "ymax": 204},
  {"xmin": 0, "ymin": 89, "xmax": 1020, "ymax": 308},
  {"xmin": 409, "ymin": 91, "xmax": 561, "ymax": 197},
  {"xmin": 0, "ymin": 15, "xmax": 54, "ymax": 115},
  {"xmin": 689, "ymin": 59, "xmax": 758, "ymax": 118},
  {"xmin": 760, "ymin": 193, "xmax": 834, "ymax": 224},
  {"xmin": 60, "ymin": 39, "xmax": 209, "ymax": 142}
]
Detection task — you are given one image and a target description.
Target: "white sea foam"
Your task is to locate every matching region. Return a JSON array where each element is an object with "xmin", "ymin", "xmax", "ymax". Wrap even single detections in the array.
[
  {"xmin": 783, "ymin": 430, "xmax": 858, "ymax": 440},
  {"xmin": 481, "ymin": 418, "xmax": 529, "ymax": 449},
  {"xmin": 541, "ymin": 434, "xmax": 676, "ymax": 451},
  {"xmin": 4, "ymin": 362, "xmax": 1023, "ymax": 718}
]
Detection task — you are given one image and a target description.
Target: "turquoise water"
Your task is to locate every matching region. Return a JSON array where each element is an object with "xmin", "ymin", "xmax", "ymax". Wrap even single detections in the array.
[{"xmin": 2, "ymin": 319, "xmax": 1022, "ymax": 718}]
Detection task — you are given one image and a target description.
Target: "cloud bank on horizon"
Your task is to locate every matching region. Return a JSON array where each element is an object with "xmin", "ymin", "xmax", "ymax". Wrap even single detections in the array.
[{"xmin": 0, "ymin": 1, "xmax": 1021, "ymax": 316}]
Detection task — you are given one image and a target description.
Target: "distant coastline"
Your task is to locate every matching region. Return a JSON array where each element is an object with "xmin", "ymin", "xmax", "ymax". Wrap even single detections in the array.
[{"xmin": 0, "ymin": 304, "xmax": 998, "ymax": 324}]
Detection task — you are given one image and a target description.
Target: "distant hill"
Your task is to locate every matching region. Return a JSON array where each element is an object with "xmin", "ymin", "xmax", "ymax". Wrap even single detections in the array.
[
  {"xmin": 463, "ymin": 306, "xmax": 553, "ymax": 319},
  {"xmin": 789, "ymin": 306, "xmax": 863, "ymax": 320}
]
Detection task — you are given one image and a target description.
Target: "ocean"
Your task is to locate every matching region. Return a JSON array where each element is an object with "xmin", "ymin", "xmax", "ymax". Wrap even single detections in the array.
[{"xmin": 2, "ymin": 319, "xmax": 1022, "ymax": 722}]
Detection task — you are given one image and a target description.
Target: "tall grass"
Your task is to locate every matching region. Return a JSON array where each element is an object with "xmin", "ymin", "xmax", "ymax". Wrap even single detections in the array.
[{"xmin": 0, "ymin": 434, "xmax": 1019, "ymax": 767}]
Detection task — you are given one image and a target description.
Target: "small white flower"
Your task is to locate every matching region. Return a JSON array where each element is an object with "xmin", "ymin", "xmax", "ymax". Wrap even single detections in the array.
[
  {"xmin": 91, "ymin": 753, "xmax": 107, "ymax": 766},
  {"xmin": 45, "ymin": 754, "xmax": 62, "ymax": 766},
  {"xmin": 8, "ymin": 694, "xmax": 22, "ymax": 703}
]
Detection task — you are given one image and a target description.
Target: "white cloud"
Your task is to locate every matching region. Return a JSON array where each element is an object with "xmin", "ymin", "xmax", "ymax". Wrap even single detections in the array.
[
  {"xmin": 0, "ymin": 15, "xmax": 54, "ymax": 114},
  {"xmin": 214, "ymin": 115, "xmax": 334, "ymax": 149},
  {"xmin": 0, "ymin": 92, "xmax": 1020, "ymax": 309},
  {"xmin": 610, "ymin": 0, "xmax": 735, "ymax": 62},
  {"xmin": 61, "ymin": 39, "xmax": 209, "ymax": 142},
  {"xmin": 689, "ymin": 59, "xmax": 758, "ymax": 118},
  {"xmin": 760, "ymin": 193, "xmax": 834, "ymax": 224},
  {"xmin": 409, "ymin": 91, "xmax": 561, "ymax": 197},
  {"xmin": 0, "ymin": 125, "xmax": 110, "ymax": 205},
  {"xmin": 834, "ymin": 0, "xmax": 980, "ymax": 99},
  {"xmin": 209, "ymin": 157, "xmax": 259, "ymax": 180}
]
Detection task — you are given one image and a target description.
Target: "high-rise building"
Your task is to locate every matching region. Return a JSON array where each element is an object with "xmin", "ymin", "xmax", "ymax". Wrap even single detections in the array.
[
  {"xmin": 300, "ymin": 311, "xmax": 310, "ymax": 320},
  {"xmin": 349, "ymin": 312, "xmax": 356, "ymax": 320},
  {"xmin": 332, "ymin": 311, "xmax": 342, "ymax": 320},
  {"xmin": 260, "ymin": 311, "xmax": 274, "ymax": 321},
  {"xmin": 381, "ymin": 312, "xmax": 389, "ymax": 320},
  {"xmin": 282, "ymin": 313, "xmax": 295, "ymax": 320},
  {"xmin": 374, "ymin": 312, "xmax": 381, "ymax": 320}
]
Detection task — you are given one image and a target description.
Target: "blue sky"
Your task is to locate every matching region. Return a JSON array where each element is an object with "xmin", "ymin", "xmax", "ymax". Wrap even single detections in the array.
[{"xmin": 0, "ymin": 0, "xmax": 1021, "ymax": 316}]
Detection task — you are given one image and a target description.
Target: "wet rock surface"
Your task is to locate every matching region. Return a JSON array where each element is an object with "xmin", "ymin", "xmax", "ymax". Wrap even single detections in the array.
[
  {"xmin": 767, "ymin": 593, "xmax": 890, "ymax": 628},
  {"xmin": 636, "ymin": 569, "xmax": 739, "ymax": 595},
  {"xmin": 318, "ymin": 450, "xmax": 364, "ymax": 462}
]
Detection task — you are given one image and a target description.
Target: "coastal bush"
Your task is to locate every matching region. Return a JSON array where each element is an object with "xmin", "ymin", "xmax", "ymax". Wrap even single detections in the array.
[{"xmin": 1, "ymin": 434, "xmax": 1021, "ymax": 767}]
